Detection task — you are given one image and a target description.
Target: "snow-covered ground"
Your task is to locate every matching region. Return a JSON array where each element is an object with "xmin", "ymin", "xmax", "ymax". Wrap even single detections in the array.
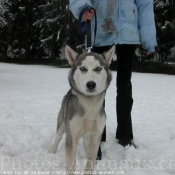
[{"xmin": 0, "ymin": 62, "xmax": 175, "ymax": 175}]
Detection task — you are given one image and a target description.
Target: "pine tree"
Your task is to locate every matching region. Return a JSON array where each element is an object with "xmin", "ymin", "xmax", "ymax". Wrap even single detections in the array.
[
  {"xmin": 0, "ymin": 0, "xmax": 10, "ymax": 28},
  {"xmin": 2, "ymin": 0, "xmax": 47, "ymax": 62},
  {"xmin": 154, "ymin": 0, "xmax": 175, "ymax": 62},
  {"xmin": 0, "ymin": 0, "xmax": 10, "ymax": 59},
  {"xmin": 34, "ymin": 0, "xmax": 82, "ymax": 61}
]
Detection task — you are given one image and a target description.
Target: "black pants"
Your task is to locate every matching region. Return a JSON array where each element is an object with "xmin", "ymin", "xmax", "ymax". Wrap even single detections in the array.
[{"xmin": 93, "ymin": 44, "xmax": 135, "ymax": 141}]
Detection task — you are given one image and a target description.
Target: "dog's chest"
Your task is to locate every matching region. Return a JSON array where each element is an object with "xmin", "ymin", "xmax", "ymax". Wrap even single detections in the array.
[
  {"xmin": 80, "ymin": 96, "xmax": 103, "ymax": 119},
  {"xmin": 76, "ymin": 116, "xmax": 105, "ymax": 137},
  {"xmin": 79, "ymin": 97, "xmax": 105, "ymax": 134},
  {"xmin": 69, "ymin": 92, "xmax": 106, "ymax": 136},
  {"xmin": 82, "ymin": 118, "xmax": 98, "ymax": 131}
]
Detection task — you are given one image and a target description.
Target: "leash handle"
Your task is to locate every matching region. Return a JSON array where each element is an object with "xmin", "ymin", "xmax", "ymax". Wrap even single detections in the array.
[{"xmin": 79, "ymin": 7, "xmax": 97, "ymax": 52}]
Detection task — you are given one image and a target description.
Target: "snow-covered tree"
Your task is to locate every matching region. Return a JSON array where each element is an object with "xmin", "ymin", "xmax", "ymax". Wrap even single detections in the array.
[
  {"xmin": 154, "ymin": 0, "xmax": 175, "ymax": 62},
  {"xmin": 0, "ymin": 0, "xmax": 47, "ymax": 61},
  {"xmin": 169, "ymin": 46, "xmax": 175, "ymax": 61},
  {"xmin": 0, "ymin": 0, "xmax": 10, "ymax": 28},
  {"xmin": 34, "ymin": 0, "xmax": 82, "ymax": 60}
]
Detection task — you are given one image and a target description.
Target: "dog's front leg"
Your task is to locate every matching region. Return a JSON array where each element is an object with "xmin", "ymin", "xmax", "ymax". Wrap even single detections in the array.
[
  {"xmin": 65, "ymin": 135, "xmax": 79, "ymax": 174},
  {"xmin": 84, "ymin": 134, "xmax": 101, "ymax": 175}
]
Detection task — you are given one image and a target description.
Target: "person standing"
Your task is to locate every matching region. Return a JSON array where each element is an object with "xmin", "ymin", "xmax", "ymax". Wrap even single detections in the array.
[{"xmin": 69, "ymin": 0, "xmax": 157, "ymax": 158}]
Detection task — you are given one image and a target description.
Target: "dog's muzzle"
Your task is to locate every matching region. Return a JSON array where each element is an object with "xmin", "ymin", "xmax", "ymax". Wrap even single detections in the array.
[{"xmin": 86, "ymin": 81, "xmax": 96, "ymax": 92}]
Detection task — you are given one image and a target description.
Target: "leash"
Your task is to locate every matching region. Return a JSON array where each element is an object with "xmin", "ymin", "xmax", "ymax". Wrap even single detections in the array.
[
  {"xmin": 79, "ymin": 7, "xmax": 97, "ymax": 53},
  {"xmin": 86, "ymin": 20, "xmax": 92, "ymax": 53}
]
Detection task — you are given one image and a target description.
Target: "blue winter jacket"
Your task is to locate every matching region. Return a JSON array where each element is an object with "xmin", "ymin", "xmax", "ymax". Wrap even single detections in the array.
[{"xmin": 69, "ymin": 0, "xmax": 157, "ymax": 52}]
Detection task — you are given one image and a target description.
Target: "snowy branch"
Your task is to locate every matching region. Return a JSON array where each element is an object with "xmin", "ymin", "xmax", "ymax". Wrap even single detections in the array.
[{"xmin": 0, "ymin": 0, "xmax": 10, "ymax": 28}]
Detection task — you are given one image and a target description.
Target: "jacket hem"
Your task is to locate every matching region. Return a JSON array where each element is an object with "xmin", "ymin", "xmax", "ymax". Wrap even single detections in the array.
[{"xmin": 94, "ymin": 41, "xmax": 140, "ymax": 47}]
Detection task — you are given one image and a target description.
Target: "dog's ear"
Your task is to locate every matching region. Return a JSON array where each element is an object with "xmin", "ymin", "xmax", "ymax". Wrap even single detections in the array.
[
  {"xmin": 103, "ymin": 45, "xmax": 116, "ymax": 66},
  {"xmin": 65, "ymin": 45, "xmax": 78, "ymax": 66}
]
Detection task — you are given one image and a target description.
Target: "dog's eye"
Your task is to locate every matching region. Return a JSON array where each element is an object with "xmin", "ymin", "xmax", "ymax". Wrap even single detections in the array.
[
  {"xmin": 79, "ymin": 67, "xmax": 87, "ymax": 72},
  {"xmin": 95, "ymin": 67, "xmax": 102, "ymax": 72}
]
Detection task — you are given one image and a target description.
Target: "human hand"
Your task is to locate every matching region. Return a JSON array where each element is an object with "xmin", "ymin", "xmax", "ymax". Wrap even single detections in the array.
[
  {"xmin": 146, "ymin": 52, "xmax": 155, "ymax": 60},
  {"xmin": 83, "ymin": 9, "xmax": 94, "ymax": 21}
]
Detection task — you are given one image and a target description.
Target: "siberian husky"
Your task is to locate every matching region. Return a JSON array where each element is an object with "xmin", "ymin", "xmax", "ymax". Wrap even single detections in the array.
[{"xmin": 48, "ymin": 45, "xmax": 115, "ymax": 174}]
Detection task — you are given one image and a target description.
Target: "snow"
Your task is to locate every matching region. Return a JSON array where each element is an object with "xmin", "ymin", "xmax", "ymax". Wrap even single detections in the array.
[{"xmin": 0, "ymin": 62, "xmax": 175, "ymax": 175}]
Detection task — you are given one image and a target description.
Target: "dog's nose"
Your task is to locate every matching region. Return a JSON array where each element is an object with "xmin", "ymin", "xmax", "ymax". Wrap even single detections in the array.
[{"xmin": 86, "ymin": 81, "xmax": 96, "ymax": 91}]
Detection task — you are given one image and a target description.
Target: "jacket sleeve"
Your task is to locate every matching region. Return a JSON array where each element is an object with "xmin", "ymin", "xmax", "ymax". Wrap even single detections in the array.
[
  {"xmin": 135, "ymin": 0, "xmax": 157, "ymax": 52},
  {"xmin": 69, "ymin": 0, "xmax": 93, "ymax": 19}
]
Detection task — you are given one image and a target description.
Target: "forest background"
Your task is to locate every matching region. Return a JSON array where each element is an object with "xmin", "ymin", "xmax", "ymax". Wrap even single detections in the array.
[{"xmin": 0, "ymin": 0, "xmax": 175, "ymax": 74}]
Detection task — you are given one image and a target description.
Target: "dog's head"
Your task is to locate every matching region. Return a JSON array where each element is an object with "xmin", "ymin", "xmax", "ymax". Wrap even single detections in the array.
[{"xmin": 65, "ymin": 45, "xmax": 115, "ymax": 96}]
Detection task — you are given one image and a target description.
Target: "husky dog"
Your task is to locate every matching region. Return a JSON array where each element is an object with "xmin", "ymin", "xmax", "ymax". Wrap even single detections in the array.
[{"xmin": 48, "ymin": 45, "xmax": 115, "ymax": 174}]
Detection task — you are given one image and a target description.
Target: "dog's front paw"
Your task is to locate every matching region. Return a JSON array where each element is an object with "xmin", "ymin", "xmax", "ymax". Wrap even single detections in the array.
[{"xmin": 48, "ymin": 144, "xmax": 58, "ymax": 154}]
